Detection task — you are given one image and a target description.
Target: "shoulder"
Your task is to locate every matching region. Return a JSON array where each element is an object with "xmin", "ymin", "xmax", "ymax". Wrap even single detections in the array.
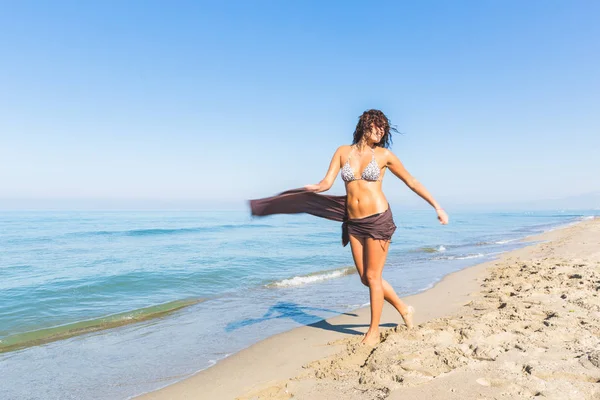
[
  {"xmin": 334, "ymin": 145, "xmax": 352, "ymax": 156},
  {"xmin": 376, "ymin": 147, "xmax": 399, "ymax": 164},
  {"xmin": 376, "ymin": 146, "xmax": 394, "ymax": 158}
]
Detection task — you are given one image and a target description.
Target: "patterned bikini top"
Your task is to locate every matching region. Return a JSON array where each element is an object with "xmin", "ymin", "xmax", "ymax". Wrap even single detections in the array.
[{"xmin": 340, "ymin": 146, "xmax": 381, "ymax": 182}]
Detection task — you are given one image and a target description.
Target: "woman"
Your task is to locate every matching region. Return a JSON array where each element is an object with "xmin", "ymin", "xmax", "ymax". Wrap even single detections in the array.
[{"xmin": 250, "ymin": 109, "xmax": 448, "ymax": 346}]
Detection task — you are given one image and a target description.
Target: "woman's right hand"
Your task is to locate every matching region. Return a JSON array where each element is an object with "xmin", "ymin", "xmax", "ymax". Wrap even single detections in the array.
[
  {"xmin": 304, "ymin": 184, "xmax": 321, "ymax": 192},
  {"xmin": 436, "ymin": 209, "xmax": 449, "ymax": 225}
]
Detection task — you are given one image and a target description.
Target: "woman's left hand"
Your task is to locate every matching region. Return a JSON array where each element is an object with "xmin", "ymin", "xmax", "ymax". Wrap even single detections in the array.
[{"xmin": 436, "ymin": 209, "xmax": 449, "ymax": 225}]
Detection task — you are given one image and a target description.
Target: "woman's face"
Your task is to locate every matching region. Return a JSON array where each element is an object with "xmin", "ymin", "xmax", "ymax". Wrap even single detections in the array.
[{"xmin": 368, "ymin": 125, "xmax": 384, "ymax": 143}]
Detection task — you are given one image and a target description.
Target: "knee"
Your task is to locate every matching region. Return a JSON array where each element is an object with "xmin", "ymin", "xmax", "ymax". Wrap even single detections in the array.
[
  {"xmin": 360, "ymin": 276, "xmax": 369, "ymax": 287},
  {"xmin": 364, "ymin": 273, "xmax": 382, "ymax": 287}
]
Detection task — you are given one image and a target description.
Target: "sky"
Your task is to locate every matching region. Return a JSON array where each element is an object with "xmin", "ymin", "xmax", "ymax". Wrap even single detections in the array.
[{"xmin": 1, "ymin": 1, "xmax": 599, "ymax": 210}]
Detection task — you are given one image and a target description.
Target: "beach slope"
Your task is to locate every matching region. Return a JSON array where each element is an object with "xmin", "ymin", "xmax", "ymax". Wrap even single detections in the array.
[{"xmin": 138, "ymin": 218, "xmax": 600, "ymax": 400}]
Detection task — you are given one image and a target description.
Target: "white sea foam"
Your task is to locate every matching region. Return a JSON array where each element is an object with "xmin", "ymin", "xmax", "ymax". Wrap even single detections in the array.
[
  {"xmin": 434, "ymin": 253, "xmax": 485, "ymax": 261},
  {"xmin": 495, "ymin": 238, "xmax": 518, "ymax": 244},
  {"xmin": 267, "ymin": 267, "xmax": 355, "ymax": 288},
  {"xmin": 458, "ymin": 253, "xmax": 485, "ymax": 259},
  {"xmin": 418, "ymin": 282, "xmax": 436, "ymax": 292}
]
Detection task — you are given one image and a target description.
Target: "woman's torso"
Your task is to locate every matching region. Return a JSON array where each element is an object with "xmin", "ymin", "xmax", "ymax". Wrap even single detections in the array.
[{"xmin": 340, "ymin": 145, "xmax": 389, "ymax": 219}]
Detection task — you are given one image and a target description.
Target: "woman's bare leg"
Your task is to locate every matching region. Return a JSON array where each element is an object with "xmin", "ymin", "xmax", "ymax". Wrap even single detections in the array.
[
  {"xmin": 349, "ymin": 235, "xmax": 409, "ymax": 314},
  {"xmin": 348, "ymin": 235, "xmax": 413, "ymax": 345}
]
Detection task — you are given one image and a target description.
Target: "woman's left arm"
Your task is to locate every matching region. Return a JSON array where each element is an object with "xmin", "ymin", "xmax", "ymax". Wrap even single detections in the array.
[{"xmin": 384, "ymin": 149, "xmax": 449, "ymax": 224}]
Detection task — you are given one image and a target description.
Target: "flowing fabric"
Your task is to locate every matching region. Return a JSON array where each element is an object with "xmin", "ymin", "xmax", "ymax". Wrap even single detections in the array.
[{"xmin": 249, "ymin": 188, "xmax": 396, "ymax": 247}]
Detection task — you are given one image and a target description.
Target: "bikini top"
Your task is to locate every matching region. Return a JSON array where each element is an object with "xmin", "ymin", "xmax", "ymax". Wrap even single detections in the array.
[{"xmin": 340, "ymin": 146, "xmax": 381, "ymax": 182}]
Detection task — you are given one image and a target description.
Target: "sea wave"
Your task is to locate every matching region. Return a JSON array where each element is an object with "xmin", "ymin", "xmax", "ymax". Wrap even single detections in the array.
[
  {"xmin": 265, "ymin": 267, "xmax": 356, "ymax": 288},
  {"xmin": 413, "ymin": 245, "xmax": 446, "ymax": 253},
  {"xmin": 475, "ymin": 238, "xmax": 520, "ymax": 246},
  {"xmin": 63, "ymin": 224, "xmax": 273, "ymax": 238},
  {"xmin": 495, "ymin": 238, "xmax": 518, "ymax": 244},
  {"xmin": 433, "ymin": 253, "xmax": 485, "ymax": 261},
  {"xmin": 0, "ymin": 298, "xmax": 205, "ymax": 354}
]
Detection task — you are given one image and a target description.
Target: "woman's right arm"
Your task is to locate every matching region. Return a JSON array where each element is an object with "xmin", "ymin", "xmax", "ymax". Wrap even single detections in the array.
[{"xmin": 304, "ymin": 146, "xmax": 344, "ymax": 193}]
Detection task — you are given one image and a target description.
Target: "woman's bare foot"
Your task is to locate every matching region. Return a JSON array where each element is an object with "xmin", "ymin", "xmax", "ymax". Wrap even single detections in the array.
[
  {"xmin": 400, "ymin": 305, "xmax": 415, "ymax": 329},
  {"xmin": 360, "ymin": 329, "xmax": 380, "ymax": 346}
]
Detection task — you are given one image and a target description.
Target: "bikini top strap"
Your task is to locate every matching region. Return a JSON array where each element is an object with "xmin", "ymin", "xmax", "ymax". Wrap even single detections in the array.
[
  {"xmin": 346, "ymin": 145, "xmax": 355, "ymax": 163},
  {"xmin": 347, "ymin": 145, "xmax": 376, "ymax": 164},
  {"xmin": 368, "ymin": 146, "xmax": 378, "ymax": 163}
]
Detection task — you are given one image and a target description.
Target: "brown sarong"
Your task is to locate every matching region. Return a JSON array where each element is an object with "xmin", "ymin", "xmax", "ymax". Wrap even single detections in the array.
[{"xmin": 249, "ymin": 188, "xmax": 396, "ymax": 247}]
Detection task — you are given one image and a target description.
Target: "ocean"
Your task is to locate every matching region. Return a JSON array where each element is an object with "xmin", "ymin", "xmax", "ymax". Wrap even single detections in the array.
[{"xmin": 0, "ymin": 209, "xmax": 597, "ymax": 399}]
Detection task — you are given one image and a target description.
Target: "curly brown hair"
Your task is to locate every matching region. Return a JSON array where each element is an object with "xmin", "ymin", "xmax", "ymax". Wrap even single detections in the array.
[{"xmin": 352, "ymin": 109, "xmax": 398, "ymax": 149}]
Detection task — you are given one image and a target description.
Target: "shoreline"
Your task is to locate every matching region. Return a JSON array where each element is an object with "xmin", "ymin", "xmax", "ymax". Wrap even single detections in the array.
[
  {"xmin": 137, "ymin": 217, "xmax": 599, "ymax": 399},
  {"xmin": 0, "ymin": 216, "xmax": 585, "ymax": 356}
]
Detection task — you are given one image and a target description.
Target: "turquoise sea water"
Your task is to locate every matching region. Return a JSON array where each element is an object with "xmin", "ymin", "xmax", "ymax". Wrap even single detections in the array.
[{"xmin": 0, "ymin": 209, "xmax": 597, "ymax": 399}]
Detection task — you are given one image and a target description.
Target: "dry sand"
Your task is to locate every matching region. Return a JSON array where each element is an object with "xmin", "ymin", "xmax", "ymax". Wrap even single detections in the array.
[{"xmin": 138, "ymin": 218, "xmax": 600, "ymax": 400}]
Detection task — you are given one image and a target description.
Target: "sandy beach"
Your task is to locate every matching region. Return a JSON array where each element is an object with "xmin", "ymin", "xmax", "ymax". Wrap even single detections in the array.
[{"xmin": 137, "ymin": 217, "xmax": 600, "ymax": 400}]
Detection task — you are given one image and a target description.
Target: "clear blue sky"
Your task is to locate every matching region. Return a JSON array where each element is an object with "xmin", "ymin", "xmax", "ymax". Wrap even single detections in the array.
[{"xmin": 1, "ymin": 1, "xmax": 598, "ymax": 209}]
